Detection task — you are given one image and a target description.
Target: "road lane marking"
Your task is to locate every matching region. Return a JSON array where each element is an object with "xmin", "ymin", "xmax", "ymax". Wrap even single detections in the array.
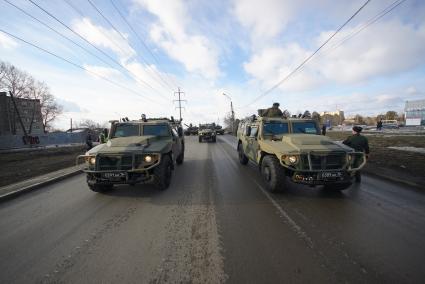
[{"xmin": 253, "ymin": 180, "xmax": 314, "ymax": 249}]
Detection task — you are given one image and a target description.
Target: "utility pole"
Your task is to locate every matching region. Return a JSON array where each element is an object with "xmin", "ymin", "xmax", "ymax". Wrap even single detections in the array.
[
  {"xmin": 174, "ymin": 88, "xmax": 186, "ymax": 121},
  {"xmin": 222, "ymin": 93, "xmax": 235, "ymax": 134}
]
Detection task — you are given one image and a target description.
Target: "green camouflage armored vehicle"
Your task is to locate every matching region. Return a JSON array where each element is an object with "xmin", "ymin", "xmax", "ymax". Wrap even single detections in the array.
[
  {"xmin": 237, "ymin": 112, "xmax": 366, "ymax": 192},
  {"xmin": 77, "ymin": 117, "xmax": 185, "ymax": 192},
  {"xmin": 215, "ymin": 125, "xmax": 225, "ymax": 135},
  {"xmin": 198, "ymin": 123, "xmax": 217, "ymax": 143}
]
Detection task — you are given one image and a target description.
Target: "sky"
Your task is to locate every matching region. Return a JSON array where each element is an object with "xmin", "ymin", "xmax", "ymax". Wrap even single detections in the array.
[{"xmin": 1, "ymin": 0, "xmax": 425, "ymax": 130}]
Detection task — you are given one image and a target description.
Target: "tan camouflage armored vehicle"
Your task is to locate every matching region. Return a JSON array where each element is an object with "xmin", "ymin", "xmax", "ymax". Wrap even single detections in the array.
[
  {"xmin": 77, "ymin": 117, "xmax": 185, "ymax": 192},
  {"xmin": 237, "ymin": 112, "xmax": 366, "ymax": 192},
  {"xmin": 198, "ymin": 123, "xmax": 217, "ymax": 143}
]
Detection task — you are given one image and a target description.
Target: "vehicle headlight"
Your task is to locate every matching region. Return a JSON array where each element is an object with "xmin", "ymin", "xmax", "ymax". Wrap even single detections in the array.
[
  {"xmin": 89, "ymin": 157, "xmax": 96, "ymax": 165},
  {"xmin": 288, "ymin": 155, "xmax": 298, "ymax": 164},
  {"xmin": 347, "ymin": 154, "xmax": 352, "ymax": 161},
  {"xmin": 144, "ymin": 155, "xmax": 153, "ymax": 163}
]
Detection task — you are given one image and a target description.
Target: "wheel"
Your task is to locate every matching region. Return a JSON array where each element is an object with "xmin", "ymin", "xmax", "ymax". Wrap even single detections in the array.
[
  {"xmin": 153, "ymin": 155, "xmax": 173, "ymax": 190},
  {"xmin": 323, "ymin": 183, "xmax": 352, "ymax": 191},
  {"xmin": 212, "ymin": 136, "xmax": 216, "ymax": 143},
  {"xmin": 176, "ymin": 150, "xmax": 184, "ymax": 165},
  {"xmin": 238, "ymin": 143, "xmax": 249, "ymax": 165},
  {"xmin": 261, "ymin": 155, "xmax": 288, "ymax": 193},
  {"xmin": 355, "ymin": 171, "xmax": 361, "ymax": 183},
  {"xmin": 88, "ymin": 183, "xmax": 113, "ymax": 192},
  {"xmin": 199, "ymin": 137, "xmax": 202, "ymax": 143}
]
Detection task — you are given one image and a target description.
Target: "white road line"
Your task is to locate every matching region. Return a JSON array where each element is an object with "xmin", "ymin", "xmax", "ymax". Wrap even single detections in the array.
[{"xmin": 253, "ymin": 180, "xmax": 314, "ymax": 249}]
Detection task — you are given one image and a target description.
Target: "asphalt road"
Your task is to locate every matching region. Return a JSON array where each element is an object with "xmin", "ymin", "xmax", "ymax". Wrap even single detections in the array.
[{"xmin": 1, "ymin": 135, "xmax": 425, "ymax": 283}]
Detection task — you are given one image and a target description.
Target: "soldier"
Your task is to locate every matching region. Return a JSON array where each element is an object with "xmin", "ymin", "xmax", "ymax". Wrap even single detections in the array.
[
  {"xmin": 99, "ymin": 128, "xmax": 108, "ymax": 144},
  {"xmin": 263, "ymin": 102, "xmax": 283, "ymax": 117},
  {"xmin": 343, "ymin": 126, "xmax": 370, "ymax": 182}
]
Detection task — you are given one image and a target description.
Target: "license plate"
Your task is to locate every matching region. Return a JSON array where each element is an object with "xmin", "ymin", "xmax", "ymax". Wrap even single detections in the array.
[
  {"xmin": 102, "ymin": 172, "xmax": 126, "ymax": 178},
  {"xmin": 321, "ymin": 172, "xmax": 342, "ymax": 178}
]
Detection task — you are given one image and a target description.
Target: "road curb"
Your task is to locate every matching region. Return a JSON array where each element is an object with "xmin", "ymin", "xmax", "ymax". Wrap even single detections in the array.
[{"xmin": 0, "ymin": 168, "xmax": 83, "ymax": 202}]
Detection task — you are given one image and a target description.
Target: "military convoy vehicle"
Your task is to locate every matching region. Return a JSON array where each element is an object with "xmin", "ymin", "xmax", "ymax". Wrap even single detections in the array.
[
  {"xmin": 183, "ymin": 123, "xmax": 199, "ymax": 136},
  {"xmin": 215, "ymin": 125, "xmax": 225, "ymax": 135},
  {"xmin": 237, "ymin": 112, "xmax": 366, "ymax": 192},
  {"xmin": 77, "ymin": 117, "xmax": 185, "ymax": 192},
  {"xmin": 198, "ymin": 123, "xmax": 217, "ymax": 143}
]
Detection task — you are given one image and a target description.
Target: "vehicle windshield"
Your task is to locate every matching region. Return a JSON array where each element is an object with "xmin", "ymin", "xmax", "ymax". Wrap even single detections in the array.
[
  {"xmin": 143, "ymin": 124, "xmax": 170, "ymax": 137},
  {"xmin": 111, "ymin": 124, "xmax": 140, "ymax": 138},
  {"xmin": 292, "ymin": 121, "xmax": 320, "ymax": 134},
  {"xmin": 262, "ymin": 122, "xmax": 289, "ymax": 139}
]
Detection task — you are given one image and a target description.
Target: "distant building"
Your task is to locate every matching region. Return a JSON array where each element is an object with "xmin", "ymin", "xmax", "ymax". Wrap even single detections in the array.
[
  {"xmin": 0, "ymin": 92, "xmax": 44, "ymax": 135},
  {"xmin": 405, "ymin": 99, "xmax": 425, "ymax": 126},
  {"xmin": 319, "ymin": 110, "xmax": 345, "ymax": 126}
]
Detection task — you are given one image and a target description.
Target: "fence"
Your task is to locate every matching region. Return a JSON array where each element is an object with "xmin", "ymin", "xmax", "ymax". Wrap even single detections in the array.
[{"xmin": 0, "ymin": 131, "xmax": 89, "ymax": 150}]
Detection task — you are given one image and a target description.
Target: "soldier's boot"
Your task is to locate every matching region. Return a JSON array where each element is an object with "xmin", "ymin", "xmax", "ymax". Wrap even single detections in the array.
[{"xmin": 355, "ymin": 171, "xmax": 362, "ymax": 183}]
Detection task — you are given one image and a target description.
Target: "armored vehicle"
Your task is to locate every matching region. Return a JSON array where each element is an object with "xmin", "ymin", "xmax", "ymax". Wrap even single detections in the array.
[
  {"xmin": 198, "ymin": 123, "xmax": 217, "ymax": 143},
  {"xmin": 77, "ymin": 117, "xmax": 185, "ymax": 192},
  {"xmin": 237, "ymin": 113, "xmax": 366, "ymax": 192},
  {"xmin": 183, "ymin": 123, "xmax": 199, "ymax": 135},
  {"xmin": 215, "ymin": 125, "xmax": 225, "ymax": 135}
]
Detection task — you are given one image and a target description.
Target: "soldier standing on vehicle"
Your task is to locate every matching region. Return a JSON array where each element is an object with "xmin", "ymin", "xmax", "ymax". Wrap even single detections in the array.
[
  {"xmin": 343, "ymin": 126, "xmax": 370, "ymax": 182},
  {"xmin": 263, "ymin": 102, "xmax": 283, "ymax": 117},
  {"xmin": 99, "ymin": 128, "xmax": 108, "ymax": 144},
  {"xmin": 86, "ymin": 133, "xmax": 93, "ymax": 150}
]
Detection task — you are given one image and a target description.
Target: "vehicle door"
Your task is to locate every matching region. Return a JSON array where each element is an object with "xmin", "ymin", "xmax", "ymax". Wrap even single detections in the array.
[
  {"xmin": 171, "ymin": 127, "xmax": 181, "ymax": 161},
  {"xmin": 245, "ymin": 125, "xmax": 259, "ymax": 160}
]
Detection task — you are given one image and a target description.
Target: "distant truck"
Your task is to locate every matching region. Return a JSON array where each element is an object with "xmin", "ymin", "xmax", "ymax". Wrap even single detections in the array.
[
  {"xmin": 237, "ymin": 113, "xmax": 366, "ymax": 192},
  {"xmin": 77, "ymin": 117, "xmax": 185, "ymax": 192},
  {"xmin": 184, "ymin": 124, "xmax": 199, "ymax": 135}
]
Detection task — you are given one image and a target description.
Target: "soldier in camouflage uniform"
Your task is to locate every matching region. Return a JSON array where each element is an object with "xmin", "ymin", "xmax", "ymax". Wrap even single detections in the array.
[
  {"xmin": 343, "ymin": 126, "xmax": 370, "ymax": 182},
  {"xmin": 263, "ymin": 102, "xmax": 283, "ymax": 117}
]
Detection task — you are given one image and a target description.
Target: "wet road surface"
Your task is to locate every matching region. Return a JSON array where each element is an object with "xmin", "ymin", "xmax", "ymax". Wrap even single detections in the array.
[{"xmin": 1, "ymin": 135, "xmax": 424, "ymax": 283}]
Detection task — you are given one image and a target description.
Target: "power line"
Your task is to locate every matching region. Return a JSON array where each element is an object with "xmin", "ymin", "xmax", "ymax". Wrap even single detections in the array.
[
  {"xmin": 324, "ymin": 0, "xmax": 407, "ymax": 53},
  {"xmin": 244, "ymin": 0, "xmax": 371, "ymax": 108},
  {"xmin": 2, "ymin": 0, "xmax": 119, "ymax": 72},
  {"xmin": 86, "ymin": 0, "xmax": 175, "ymax": 94},
  {"xmin": 27, "ymin": 0, "xmax": 167, "ymax": 101},
  {"xmin": 109, "ymin": 0, "xmax": 180, "ymax": 90},
  {"xmin": 0, "ymin": 28, "xmax": 162, "ymax": 105}
]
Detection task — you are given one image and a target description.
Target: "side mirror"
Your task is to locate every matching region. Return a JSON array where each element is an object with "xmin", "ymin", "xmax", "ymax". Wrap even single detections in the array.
[
  {"xmin": 246, "ymin": 126, "xmax": 251, "ymax": 136},
  {"xmin": 177, "ymin": 127, "xmax": 183, "ymax": 137}
]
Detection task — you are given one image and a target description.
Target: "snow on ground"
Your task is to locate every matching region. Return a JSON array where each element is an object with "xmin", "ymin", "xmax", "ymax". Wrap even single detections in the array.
[{"xmin": 388, "ymin": 146, "xmax": 425, "ymax": 154}]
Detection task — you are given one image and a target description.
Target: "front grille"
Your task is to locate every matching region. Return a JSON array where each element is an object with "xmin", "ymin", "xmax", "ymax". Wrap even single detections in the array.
[
  {"xmin": 98, "ymin": 155, "xmax": 133, "ymax": 171},
  {"xmin": 301, "ymin": 152, "xmax": 346, "ymax": 170}
]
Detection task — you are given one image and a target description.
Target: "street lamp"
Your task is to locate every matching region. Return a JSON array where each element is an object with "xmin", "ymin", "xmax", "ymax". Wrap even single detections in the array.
[{"xmin": 222, "ymin": 93, "xmax": 235, "ymax": 134}]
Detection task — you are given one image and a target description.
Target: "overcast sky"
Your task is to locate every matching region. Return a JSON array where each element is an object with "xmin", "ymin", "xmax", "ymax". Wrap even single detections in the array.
[{"xmin": 1, "ymin": 0, "xmax": 424, "ymax": 129}]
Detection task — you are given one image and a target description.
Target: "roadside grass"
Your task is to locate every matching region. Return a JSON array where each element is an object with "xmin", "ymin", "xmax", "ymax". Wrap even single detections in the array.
[
  {"xmin": 327, "ymin": 131, "xmax": 425, "ymax": 179},
  {"xmin": 0, "ymin": 146, "xmax": 86, "ymax": 187}
]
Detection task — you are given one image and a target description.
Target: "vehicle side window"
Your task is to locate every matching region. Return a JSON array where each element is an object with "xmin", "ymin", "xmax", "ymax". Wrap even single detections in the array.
[
  {"xmin": 250, "ymin": 126, "xmax": 258, "ymax": 137},
  {"xmin": 244, "ymin": 124, "xmax": 250, "ymax": 136}
]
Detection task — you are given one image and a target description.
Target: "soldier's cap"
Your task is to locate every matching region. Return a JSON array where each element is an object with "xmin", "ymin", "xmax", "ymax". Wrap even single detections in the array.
[
  {"xmin": 353, "ymin": 126, "xmax": 363, "ymax": 133},
  {"xmin": 273, "ymin": 102, "xmax": 280, "ymax": 107}
]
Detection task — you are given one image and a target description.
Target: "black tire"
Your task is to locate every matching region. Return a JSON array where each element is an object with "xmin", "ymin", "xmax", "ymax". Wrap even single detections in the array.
[
  {"xmin": 176, "ymin": 150, "xmax": 184, "ymax": 165},
  {"xmin": 153, "ymin": 155, "xmax": 173, "ymax": 190},
  {"xmin": 355, "ymin": 171, "xmax": 361, "ymax": 183},
  {"xmin": 261, "ymin": 155, "xmax": 288, "ymax": 193},
  {"xmin": 199, "ymin": 137, "xmax": 202, "ymax": 143},
  {"xmin": 323, "ymin": 183, "xmax": 352, "ymax": 191},
  {"xmin": 238, "ymin": 143, "xmax": 249, "ymax": 165},
  {"xmin": 88, "ymin": 183, "xmax": 113, "ymax": 192},
  {"xmin": 212, "ymin": 136, "xmax": 216, "ymax": 143}
]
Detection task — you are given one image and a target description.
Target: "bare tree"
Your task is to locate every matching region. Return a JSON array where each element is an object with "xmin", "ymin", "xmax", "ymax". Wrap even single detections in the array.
[
  {"xmin": 41, "ymin": 93, "xmax": 63, "ymax": 132},
  {"xmin": 0, "ymin": 62, "xmax": 33, "ymax": 135},
  {"xmin": 77, "ymin": 119, "xmax": 107, "ymax": 130},
  {"xmin": 1, "ymin": 61, "xmax": 63, "ymax": 134}
]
